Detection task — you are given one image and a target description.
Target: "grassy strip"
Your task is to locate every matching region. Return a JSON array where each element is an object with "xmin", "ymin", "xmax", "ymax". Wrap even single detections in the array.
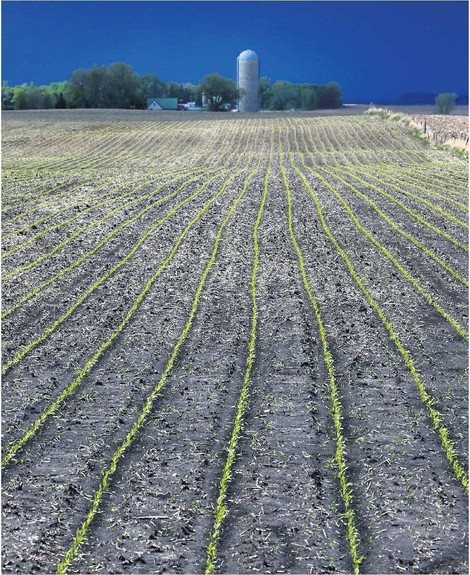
[
  {"xmin": 1, "ymin": 152, "xmax": 256, "ymax": 466},
  {"xmin": 204, "ymin": 132, "xmax": 273, "ymax": 575},
  {"xmin": 288, "ymin": 146, "xmax": 469, "ymax": 495},
  {"xmin": 279, "ymin": 141, "xmax": 364, "ymax": 575},
  {"xmin": 55, "ymin": 136, "xmax": 265, "ymax": 575}
]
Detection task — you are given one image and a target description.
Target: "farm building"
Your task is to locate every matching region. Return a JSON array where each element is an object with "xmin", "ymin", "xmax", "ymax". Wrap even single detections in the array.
[
  {"xmin": 147, "ymin": 98, "xmax": 178, "ymax": 110},
  {"xmin": 237, "ymin": 49, "xmax": 259, "ymax": 112}
]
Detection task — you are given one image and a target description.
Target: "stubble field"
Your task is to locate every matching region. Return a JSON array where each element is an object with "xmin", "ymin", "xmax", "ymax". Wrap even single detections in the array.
[{"xmin": 1, "ymin": 109, "xmax": 468, "ymax": 574}]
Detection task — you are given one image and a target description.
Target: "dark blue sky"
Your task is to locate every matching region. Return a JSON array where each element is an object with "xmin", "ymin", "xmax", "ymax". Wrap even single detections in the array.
[{"xmin": 2, "ymin": 1, "xmax": 468, "ymax": 102}]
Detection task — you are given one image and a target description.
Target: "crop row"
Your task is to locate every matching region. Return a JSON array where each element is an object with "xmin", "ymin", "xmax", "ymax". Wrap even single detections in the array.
[
  {"xmin": 294, "ymin": 118, "xmax": 468, "ymax": 254},
  {"xmin": 2, "ymin": 125, "xmax": 203, "ymax": 214},
  {"xmin": 3, "ymin": 118, "xmax": 185, "ymax": 175},
  {"xmin": 2, "ymin": 118, "xmax": 245, "ymax": 215},
  {"xmin": 296, "ymin": 118, "xmax": 468, "ymax": 215},
  {"xmin": 55, "ymin": 128, "xmax": 269, "ymax": 574},
  {"xmin": 292, "ymin": 122, "xmax": 468, "ymax": 326},
  {"xmin": 2, "ymin": 137, "xmax": 244, "ymax": 279},
  {"xmin": 1, "ymin": 119, "xmax": 257, "ymax": 278},
  {"xmin": 283, "ymin": 128, "xmax": 467, "ymax": 485},
  {"xmin": 2, "ymin": 122, "xmax": 259, "ymax": 374},
  {"xmin": 2, "ymin": 113, "xmax": 467, "ymax": 574}
]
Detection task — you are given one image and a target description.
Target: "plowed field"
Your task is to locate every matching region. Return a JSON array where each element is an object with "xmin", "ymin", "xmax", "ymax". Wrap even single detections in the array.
[{"xmin": 2, "ymin": 109, "xmax": 468, "ymax": 574}]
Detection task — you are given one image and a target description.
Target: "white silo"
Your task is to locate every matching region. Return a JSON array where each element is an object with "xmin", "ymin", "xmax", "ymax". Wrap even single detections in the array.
[{"xmin": 237, "ymin": 49, "xmax": 259, "ymax": 112}]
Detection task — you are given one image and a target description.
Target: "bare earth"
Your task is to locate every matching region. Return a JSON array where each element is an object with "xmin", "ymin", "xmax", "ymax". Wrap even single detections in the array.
[{"xmin": 2, "ymin": 109, "xmax": 468, "ymax": 574}]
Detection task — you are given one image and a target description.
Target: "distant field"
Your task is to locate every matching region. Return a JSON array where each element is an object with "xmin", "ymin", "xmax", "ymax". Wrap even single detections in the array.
[
  {"xmin": 378, "ymin": 104, "xmax": 469, "ymax": 116},
  {"xmin": 2, "ymin": 109, "xmax": 468, "ymax": 574}
]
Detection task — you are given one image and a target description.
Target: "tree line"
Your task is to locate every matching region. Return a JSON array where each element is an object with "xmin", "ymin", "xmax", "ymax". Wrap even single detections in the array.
[
  {"xmin": 2, "ymin": 61, "xmax": 342, "ymax": 111},
  {"xmin": 259, "ymin": 78, "xmax": 342, "ymax": 110}
]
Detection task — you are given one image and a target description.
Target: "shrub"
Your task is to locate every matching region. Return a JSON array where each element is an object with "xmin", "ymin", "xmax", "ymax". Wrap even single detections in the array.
[{"xmin": 435, "ymin": 92, "xmax": 457, "ymax": 115}]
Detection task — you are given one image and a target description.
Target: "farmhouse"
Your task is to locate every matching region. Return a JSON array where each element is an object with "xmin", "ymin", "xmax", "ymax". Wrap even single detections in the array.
[{"xmin": 147, "ymin": 97, "xmax": 178, "ymax": 110}]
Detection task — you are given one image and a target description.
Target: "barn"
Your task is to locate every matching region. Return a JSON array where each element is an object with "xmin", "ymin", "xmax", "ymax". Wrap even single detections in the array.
[{"xmin": 147, "ymin": 98, "xmax": 178, "ymax": 110}]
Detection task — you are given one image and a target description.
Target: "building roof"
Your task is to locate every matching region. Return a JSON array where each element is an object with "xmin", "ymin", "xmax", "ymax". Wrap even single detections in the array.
[
  {"xmin": 147, "ymin": 98, "xmax": 178, "ymax": 110},
  {"xmin": 237, "ymin": 49, "xmax": 258, "ymax": 62}
]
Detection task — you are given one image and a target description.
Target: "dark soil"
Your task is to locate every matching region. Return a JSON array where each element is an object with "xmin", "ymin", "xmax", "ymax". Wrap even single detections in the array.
[{"xmin": 2, "ymin": 110, "xmax": 468, "ymax": 574}]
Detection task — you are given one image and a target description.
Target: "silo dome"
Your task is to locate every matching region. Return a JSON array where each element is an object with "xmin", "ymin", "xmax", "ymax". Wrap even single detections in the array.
[
  {"xmin": 237, "ymin": 49, "xmax": 259, "ymax": 112},
  {"xmin": 238, "ymin": 49, "xmax": 259, "ymax": 62}
]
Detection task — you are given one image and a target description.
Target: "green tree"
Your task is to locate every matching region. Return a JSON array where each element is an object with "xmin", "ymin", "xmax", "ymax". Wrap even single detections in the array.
[
  {"xmin": 55, "ymin": 92, "xmax": 67, "ymax": 109},
  {"xmin": 2, "ymin": 81, "xmax": 14, "ymax": 110},
  {"xmin": 102, "ymin": 62, "xmax": 140, "ymax": 108},
  {"xmin": 39, "ymin": 86, "xmax": 56, "ymax": 109},
  {"xmin": 86, "ymin": 65, "xmax": 107, "ymax": 107},
  {"xmin": 318, "ymin": 81, "xmax": 342, "ymax": 109},
  {"xmin": 181, "ymin": 82, "xmax": 198, "ymax": 103},
  {"xmin": 299, "ymin": 84, "xmax": 320, "ymax": 110},
  {"xmin": 66, "ymin": 68, "xmax": 90, "ymax": 107},
  {"xmin": 67, "ymin": 63, "xmax": 141, "ymax": 108},
  {"xmin": 140, "ymin": 73, "xmax": 166, "ymax": 98},
  {"xmin": 257, "ymin": 78, "xmax": 341, "ymax": 111},
  {"xmin": 10, "ymin": 83, "xmax": 50, "ymax": 109},
  {"xmin": 50, "ymin": 81, "xmax": 69, "ymax": 95},
  {"xmin": 24, "ymin": 83, "xmax": 43, "ymax": 109},
  {"xmin": 270, "ymin": 81, "xmax": 300, "ymax": 110},
  {"xmin": 435, "ymin": 92, "xmax": 457, "ymax": 114},
  {"xmin": 48, "ymin": 81, "xmax": 69, "ymax": 108},
  {"xmin": 165, "ymin": 81, "xmax": 183, "ymax": 99},
  {"xmin": 199, "ymin": 73, "xmax": 238, "ymax": 111},
  {"xmin": 12, "ymin": 85, "xmax": 28, "ymax": 110},
  {"xmin": 259, "ymin": 76, "xmax": 273, "ymax": 110}
]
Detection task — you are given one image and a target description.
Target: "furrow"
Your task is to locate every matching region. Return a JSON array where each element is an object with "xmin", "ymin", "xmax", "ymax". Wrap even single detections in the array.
[
  {"xmin": 55, "ymin": 138, "xmax": 265, "ymax": 575},
  {"xmin": 288, "ymin": 139, "xmax": 468, "ymax": 494}
]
